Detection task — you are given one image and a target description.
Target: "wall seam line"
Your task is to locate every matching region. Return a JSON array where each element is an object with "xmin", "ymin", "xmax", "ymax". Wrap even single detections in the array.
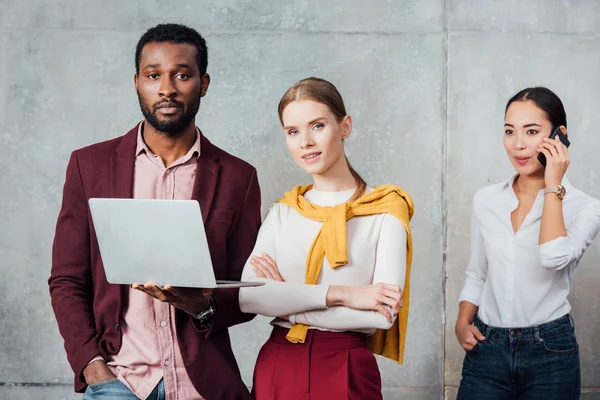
[{"xmin": 442, "ymin": 0, "xmax": 450, "ymax": 399}]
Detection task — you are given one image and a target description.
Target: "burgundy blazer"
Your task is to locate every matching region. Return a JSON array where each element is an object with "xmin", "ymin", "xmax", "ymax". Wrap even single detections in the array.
[{"xmin": 49, "ymin": 124, "xmax": 261, "ymax": 399}]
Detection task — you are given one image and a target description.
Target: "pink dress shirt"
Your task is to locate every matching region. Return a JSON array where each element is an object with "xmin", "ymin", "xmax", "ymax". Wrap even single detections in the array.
[{"xmin": 104, "ymin": 123, "xmax": 205, "ymax": 400}]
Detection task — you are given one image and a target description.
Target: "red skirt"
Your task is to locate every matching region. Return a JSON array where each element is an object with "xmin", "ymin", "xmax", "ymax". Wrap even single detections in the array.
[{"xmin": 252, "ymin": 326, "xmax": 382, "ymax": 400}]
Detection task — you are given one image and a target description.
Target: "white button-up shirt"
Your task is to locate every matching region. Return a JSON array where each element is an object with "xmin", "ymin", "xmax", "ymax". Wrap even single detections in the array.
[{"xmin": 459, "ymin": 175, "xmax": 600, "ymax": 328}]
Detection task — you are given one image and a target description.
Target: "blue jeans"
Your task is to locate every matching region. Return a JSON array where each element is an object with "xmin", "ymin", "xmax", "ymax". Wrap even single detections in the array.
[
  {"xmin": 83, "ymin": 378, "xmax": 165, "ymax": 400},
  {"xmin": 458, "ymin": 314, "xmax": 580, "ymax": 400}
]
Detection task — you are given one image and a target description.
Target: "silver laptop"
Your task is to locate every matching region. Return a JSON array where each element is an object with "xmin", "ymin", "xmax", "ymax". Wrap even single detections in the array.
[{"xmin": 88, "ymin": 198, "xmax": 264, "ymax": 289}]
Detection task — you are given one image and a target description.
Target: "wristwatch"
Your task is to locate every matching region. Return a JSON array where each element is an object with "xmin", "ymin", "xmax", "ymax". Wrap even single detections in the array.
[
  {"xmin": 192, "ymin": 296, "xmax": 216, "ymax": 330},
  {"xmin": 544, "ymin": 185, "xmax": 566, "ymax": 200}
]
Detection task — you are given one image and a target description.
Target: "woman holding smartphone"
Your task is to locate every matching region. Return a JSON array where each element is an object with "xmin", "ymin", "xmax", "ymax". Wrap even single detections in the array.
[
  {"xmin": 239, "ymin": 77, "xmax": 413, "ymax": 400},
  {"xmin": 456, "ymin": 87, "xmax": 600, "ymax": 399}
]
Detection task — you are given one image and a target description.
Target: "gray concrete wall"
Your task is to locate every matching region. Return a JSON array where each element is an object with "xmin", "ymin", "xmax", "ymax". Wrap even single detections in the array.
[{"xmin": 0, "ymin": 1, "xmax": 598, "ymax": 399}]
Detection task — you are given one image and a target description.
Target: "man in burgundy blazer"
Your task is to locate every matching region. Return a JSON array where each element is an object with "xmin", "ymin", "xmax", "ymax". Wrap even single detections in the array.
[{"xmin": 49, "ymin": 24, "xmax": 260, "ymax": 399}]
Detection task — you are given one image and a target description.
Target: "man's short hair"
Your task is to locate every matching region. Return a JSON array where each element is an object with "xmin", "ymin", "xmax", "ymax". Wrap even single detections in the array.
[{"xmin": 135, "ymin": 23, "xmax": 208, "ymax": 75}]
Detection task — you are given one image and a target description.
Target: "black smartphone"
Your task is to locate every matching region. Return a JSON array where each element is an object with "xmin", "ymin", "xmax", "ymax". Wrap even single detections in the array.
[{"xmin": 537, "ymin": 126, "xmax": 570, "ymax": 167}]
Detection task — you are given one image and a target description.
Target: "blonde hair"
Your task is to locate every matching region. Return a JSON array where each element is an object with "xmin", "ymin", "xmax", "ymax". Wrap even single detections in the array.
[{"xmin": 278, "ymin": 77, "xmax": 366, "ymax": 202}]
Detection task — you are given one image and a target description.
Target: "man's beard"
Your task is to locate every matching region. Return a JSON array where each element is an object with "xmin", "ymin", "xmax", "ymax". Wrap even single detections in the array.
[{"xmin": 137, "ymin": 92, "xmax": 201, "ymax": 137}]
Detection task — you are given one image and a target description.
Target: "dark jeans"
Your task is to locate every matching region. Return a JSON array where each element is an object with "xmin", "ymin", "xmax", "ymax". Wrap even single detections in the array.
[{"xmin": 458, "ymin": 314, "xmax": 580, "ymax": 400}]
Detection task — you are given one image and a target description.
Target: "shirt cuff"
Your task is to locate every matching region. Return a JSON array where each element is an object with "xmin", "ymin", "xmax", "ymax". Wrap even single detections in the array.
[
  {"xmin": 539, "ymin": 236, "xmax": 570, "ymax": 267},
  {"xmin": 318, "ymin": 285, "xmax": 329, "ymax": 308},
  {"xmin": 288, "ymin": 314, "xmax": 297, "ymax": 325},
  {"xmin": 87, "ymin": 355, "xmax": 104, "ymax": 366},
  {"xmin": 458, "ymin": 286, "xmax": 482, "ymax": 307}
]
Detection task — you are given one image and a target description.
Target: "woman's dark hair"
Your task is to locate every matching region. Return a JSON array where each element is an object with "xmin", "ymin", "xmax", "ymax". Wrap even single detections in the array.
[
  {"xmin": 505, "ymin": 87, "xmax": 567, "ymax": 128},
  {"xmin": 135, "ymin": 23, "xmax": 208, "ymax": 76}
]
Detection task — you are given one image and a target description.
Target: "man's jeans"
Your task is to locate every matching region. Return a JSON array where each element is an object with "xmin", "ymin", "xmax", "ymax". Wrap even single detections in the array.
[
  {"xmin": 83, "ymin": 378, "xmax": 165, "ymax": 400},
  {"xmin": 458, "ymin": 314, "xmax": 580, "ymax": 400}
]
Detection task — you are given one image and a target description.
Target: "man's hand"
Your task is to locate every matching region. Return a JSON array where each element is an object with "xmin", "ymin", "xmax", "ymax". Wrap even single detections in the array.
[
  {"xmin": 132, "ymin": 283, "xmax": 213, "ymax": 315},
  {"xmin": 83, "ymin": 360, "xmax": 116, "ymax": 385}
]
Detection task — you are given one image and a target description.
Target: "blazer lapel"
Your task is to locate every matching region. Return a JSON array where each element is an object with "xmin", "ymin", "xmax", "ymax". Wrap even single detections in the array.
[
  {"xmin": 192, "ymin": 133, "xmax": 220, "ymax": 223},
  {"xmin": 110, "ymin": 123, "xmax": 139, "ymax": 199},
  {"xmin": 108, "ymin": 123, "xmax": 139, "ymax": 306}
]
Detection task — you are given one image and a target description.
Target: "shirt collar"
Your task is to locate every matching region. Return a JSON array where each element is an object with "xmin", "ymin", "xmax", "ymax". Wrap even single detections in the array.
[{"xmin": 135, "ymin": 122, "xmax": 202, "ymax": 159}]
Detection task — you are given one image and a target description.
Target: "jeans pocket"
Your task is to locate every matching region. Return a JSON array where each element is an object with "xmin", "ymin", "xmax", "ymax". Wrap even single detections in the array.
[
  {"xmin": 465, "ymin": 341, "xmax": 480, "ymax": 354},
  {"xmin": 540, "ymin": 331, "xmax": 577, "ymax": 354},
  {"xmin": 88, "ymin": 378, "xmax": 120, "ymax": 391}
]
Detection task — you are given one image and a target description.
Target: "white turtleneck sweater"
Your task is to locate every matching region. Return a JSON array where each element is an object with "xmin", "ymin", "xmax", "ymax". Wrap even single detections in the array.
[{"xmin": 238, "ymin": 187, "xmax": 407, "ymax": 334}]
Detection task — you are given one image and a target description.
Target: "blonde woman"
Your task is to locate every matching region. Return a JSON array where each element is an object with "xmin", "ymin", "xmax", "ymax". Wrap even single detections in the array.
[{"xmin": 239, "ymin": 77, "xmax": 414, "ymax": 400}]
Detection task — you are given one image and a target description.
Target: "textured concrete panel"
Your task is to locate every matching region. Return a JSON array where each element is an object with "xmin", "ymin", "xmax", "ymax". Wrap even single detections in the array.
[
  {"xmin": 572, "ymin": 241, "xmax": 600, "ymax": 386},
  {"xmin": 448, "ymin": 0, "xmax": 600, "ymax": 33},
  {"xmin": 445, "ymin": 31, "xmax": 600, "ymax": 386},
  {"xmin": 0, "ymin": 0, "xmax": 444, "ymax": 33},
  {"xmin": 445, "ymin": 386, "xmax": 458, "ymax": 400},
  {"xmin": 382, "ymin": 387, "xmax": 443, "ymax": 399},
  {"xmin": 582, "ymin": 391, "xmax": 600, "ymax": 400}
]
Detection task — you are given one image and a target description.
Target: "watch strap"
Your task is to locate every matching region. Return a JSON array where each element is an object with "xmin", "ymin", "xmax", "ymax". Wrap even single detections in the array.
[
  {"xmin": 544, "ymin": 185, "xmax": 566, "ymax": 199},
  {"xmin": 192, "ymin": 296, "xmax": 216, "ymax": 330}
]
